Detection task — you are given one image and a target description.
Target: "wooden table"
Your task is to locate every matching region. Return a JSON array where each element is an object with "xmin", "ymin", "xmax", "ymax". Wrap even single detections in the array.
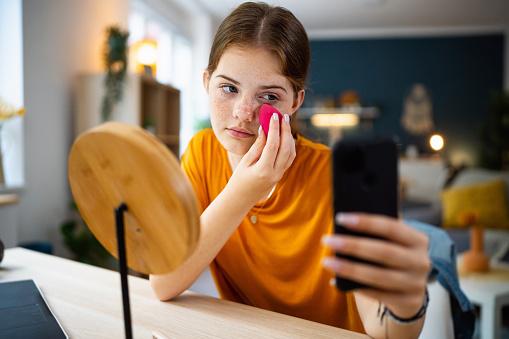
[{"xmin": 0, "ymin": 248, "xmax": 368, "ymax": 338}]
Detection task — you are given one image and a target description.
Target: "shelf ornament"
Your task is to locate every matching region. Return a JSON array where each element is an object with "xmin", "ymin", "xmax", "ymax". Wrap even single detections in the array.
[{"xmin": 401, "ymin": 83, "xmax": 435, "ymax": 135}]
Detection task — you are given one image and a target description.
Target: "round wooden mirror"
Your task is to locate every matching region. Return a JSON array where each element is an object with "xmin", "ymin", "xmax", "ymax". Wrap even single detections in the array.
[{"xmin": 68, "ymin": 122, "xmax": 200, "ymax": 275}]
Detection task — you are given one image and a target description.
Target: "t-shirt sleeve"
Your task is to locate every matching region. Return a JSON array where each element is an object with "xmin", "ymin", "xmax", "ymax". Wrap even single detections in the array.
[{"xmin": 181, "ymin": 130, "xmax": 210, "ymax": 213}]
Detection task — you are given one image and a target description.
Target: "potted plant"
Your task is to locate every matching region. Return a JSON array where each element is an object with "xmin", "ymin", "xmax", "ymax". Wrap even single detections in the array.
[
  {"xmin": 101, "ymin": 26, "xmax": 129, "ymax": 122},
  {"xmin": 60, "ymin": 202, "xmax": 114, "ymax": 268}
]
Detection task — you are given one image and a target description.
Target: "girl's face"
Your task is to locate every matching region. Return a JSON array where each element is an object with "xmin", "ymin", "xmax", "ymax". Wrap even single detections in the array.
[{"xmin": 204, "ymin": 46, "xmax": 304, "ymax": 155}]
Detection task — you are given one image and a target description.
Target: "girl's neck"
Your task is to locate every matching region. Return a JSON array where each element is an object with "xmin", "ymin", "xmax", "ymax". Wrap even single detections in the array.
[{"xmin": 227, "ymin": 151, "xmax": 244, "ymax": 172}]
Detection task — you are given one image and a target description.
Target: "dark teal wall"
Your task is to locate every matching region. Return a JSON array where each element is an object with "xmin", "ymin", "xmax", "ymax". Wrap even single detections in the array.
[{"xmin": 305, "ymin": 34, "xmax": 504, "ymax": 164}]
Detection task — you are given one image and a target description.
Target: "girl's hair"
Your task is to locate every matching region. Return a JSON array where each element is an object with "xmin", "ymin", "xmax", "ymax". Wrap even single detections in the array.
[{"xmin": 206, "ymin": 2, "xmax": 310, "ymax": 96}]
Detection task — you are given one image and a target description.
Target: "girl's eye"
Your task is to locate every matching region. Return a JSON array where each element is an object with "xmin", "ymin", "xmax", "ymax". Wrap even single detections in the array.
[
  {"xmin": 262, "ymin": 94, "xmax": 278, "ymax": 101},
  {"xmin": 221, "ymin": 85, "xmax": 238, "ymax": 93}
]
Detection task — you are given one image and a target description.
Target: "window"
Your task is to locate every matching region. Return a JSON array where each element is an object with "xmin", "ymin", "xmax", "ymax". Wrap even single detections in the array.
[{"xmin": 0, "ymin": 0, "xmax": 24, "ymax": 190}]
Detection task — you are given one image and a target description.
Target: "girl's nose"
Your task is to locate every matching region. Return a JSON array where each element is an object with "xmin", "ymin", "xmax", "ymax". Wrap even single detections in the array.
[{"xmin": 233, "ymin": 96, "xmax": 258, "ymax": 122}]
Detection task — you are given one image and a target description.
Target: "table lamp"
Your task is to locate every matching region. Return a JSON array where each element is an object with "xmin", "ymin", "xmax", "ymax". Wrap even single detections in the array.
[
  {"xmin": 133, "ymin": 39, "xmax": 158, "ymax": 76},
  {"xmin": 68, "ymin": 122, "xmax": 200, "ymax": 338}
]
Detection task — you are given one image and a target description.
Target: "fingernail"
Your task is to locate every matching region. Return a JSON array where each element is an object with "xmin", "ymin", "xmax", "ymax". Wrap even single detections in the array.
[
  {"xmin": 321, "ymin": 235, "xmax": 332, "ymax": 246},
  {"xmin": 322, "ymin": 257, "xmax": 334, "ymax": 267},
  {"xmin": 284, "ymin": 114, "xmax": 290, "ymax": 123},
  {"xmin": 321, "ymin": 235, "xmax": 344, "ymax": 248},
  {"xmin": 336, "ymin": 213, "xmax": 360, "ymax": 227},
  {"xmin": 258, "ymin": 125, "xmax": 263, "ymax": 137},
  {"xmin": 329, "ymin": 277, "xmax": 337, "ymax": 287},
  {"xmin": 273, "ymin": 112, "xmax": 279, "ymax": 121},
  {"xmin": 322, "ymin": 257, "xmax": 343, "ymax": 270}
]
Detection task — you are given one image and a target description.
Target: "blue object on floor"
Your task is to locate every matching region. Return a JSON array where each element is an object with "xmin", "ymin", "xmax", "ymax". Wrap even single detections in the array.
[{"xmin": 20, "ymin": 242, "xmax": 53, "ymax": 255}]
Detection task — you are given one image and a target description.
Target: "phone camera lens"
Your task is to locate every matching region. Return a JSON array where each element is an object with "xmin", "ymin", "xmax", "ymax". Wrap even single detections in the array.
[{"xmin": 362, "ymin": 171, "xmax": 377, "ymax": 190}]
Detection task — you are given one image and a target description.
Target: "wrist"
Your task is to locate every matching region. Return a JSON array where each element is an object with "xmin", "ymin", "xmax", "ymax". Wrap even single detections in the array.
[{"xmin": 378, "ymin": 289, "xmax": 429, "ymax": 326}]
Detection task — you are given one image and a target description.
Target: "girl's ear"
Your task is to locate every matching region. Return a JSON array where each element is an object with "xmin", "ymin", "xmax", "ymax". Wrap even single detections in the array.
[
  {"xmin": 291, "ymin": 89, "xmax": 305, "ymax": 114},
  {"xmin": 203, "ymin": 70, "xmax": 210, "ymax": 94}
]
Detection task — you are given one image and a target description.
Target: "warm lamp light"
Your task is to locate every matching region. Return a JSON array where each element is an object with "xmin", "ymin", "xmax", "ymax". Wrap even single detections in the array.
[
  {"xmin": 311, "ymin": 113, "xmax": 359, "ymax": 127},
  {"xmin": 430, "ymin": 134, "xmax": 444, "ymax": 151},
  {"xmin": 132, "ymin": 39, "xmax": 157, "ymax": 76},
  {"xmin": 137, "ymin": 41, "xmax": 157, "ymax": 64}
]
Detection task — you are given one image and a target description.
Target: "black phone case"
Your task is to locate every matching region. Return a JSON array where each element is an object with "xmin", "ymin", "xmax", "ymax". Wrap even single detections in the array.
[{"xmin": 332, "ymin": 136, "xmax": 399, "ymax": 291}]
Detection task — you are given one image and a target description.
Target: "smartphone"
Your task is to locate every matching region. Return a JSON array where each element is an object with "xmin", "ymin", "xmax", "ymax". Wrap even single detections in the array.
[{"xmin": 332, "ymin": 136, "xmax": 399, "ymax": 291}]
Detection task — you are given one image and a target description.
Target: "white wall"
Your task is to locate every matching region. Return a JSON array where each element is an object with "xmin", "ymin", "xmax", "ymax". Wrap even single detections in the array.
[
  {"xmin": 21, "ymin": 0, "xmax": 129, "ymax": 255},
  {"xmin": 132, "ymin": 0, "xmax": 214, "ymax": 151},
  {"xmin": 191, "ymin": 12, "xmax": 214, "ymax": 122}
]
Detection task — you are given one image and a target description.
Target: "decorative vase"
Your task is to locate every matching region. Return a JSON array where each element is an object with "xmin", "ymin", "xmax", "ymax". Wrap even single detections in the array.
[{"xmin": 462, "ymin": 225, "xmax": 490, "ymax": 272}]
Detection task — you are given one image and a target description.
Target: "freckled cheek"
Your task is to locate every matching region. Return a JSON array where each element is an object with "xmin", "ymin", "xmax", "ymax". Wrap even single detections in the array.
[
  {"xmin": 272, "ymin": 100, "xmax": 294, "ymax": 116},
  {"xmin": 209, "ymin": 98, "xmax": 232, "ymax": 126}
]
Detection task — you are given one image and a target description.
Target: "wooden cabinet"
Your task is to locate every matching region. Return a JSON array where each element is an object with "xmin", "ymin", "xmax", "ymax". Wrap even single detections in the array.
[{"xmin": 75, "ymin": 73, "xmax": 180, "ymax": 156}]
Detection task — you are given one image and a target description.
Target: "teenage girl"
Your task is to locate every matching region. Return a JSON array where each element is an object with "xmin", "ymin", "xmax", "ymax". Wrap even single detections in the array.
[{"xmin": 150, "ymin": 3, "xmax": 430, "ymax": 338}]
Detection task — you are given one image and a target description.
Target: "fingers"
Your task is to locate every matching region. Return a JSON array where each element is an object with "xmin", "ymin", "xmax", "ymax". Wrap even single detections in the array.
[
  {"xmin": 336, "ymin": 213, "xmax": 429, "ymax": 249},
  {"xmin": 322, "ymin": 254, "xmax": 428, "ymax": 293},
  {"xmin": 258, "ymin": 113, "xmax": 295, "ymax": 173},
  {"xmin": 322, "ymin": 235, "xmax": 427, "ymax": 271},
  {"xmin": 258, "ymin": 113, "xmax": 280, "ymax": 165},
  {"xmin": 275, "ymin": 113, "xmax": 296, "ymax": 172},
  {"xmin": 240, "ymin": 125, "xmax": 266, "ymax": 166},
  {"xmin": 323, "ymin": 256, "xmax": 408, "ymax": 292},
  {"xmin": 321, "ymin": 217, "xmax": 431, "ymax": 300}
]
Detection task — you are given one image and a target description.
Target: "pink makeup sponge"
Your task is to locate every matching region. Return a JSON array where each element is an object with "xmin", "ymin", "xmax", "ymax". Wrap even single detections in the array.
[{"xmin": 259, "ymin": 104, "xmax": 283, "ymax": 135}]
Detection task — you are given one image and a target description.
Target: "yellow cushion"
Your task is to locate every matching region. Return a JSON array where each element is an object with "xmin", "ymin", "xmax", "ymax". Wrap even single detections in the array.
[{"xmin": 441, "ymin": 179, "xmax": 509, "ymax": 229}]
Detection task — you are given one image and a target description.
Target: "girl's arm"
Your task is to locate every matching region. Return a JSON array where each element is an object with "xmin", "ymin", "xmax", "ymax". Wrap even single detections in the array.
[
  {"xmin": 150, "ymin": 114, "xmax": 295, "ymax": 300},
  {"xmin": 150, "ymin": 182, "xmax": 259, "ymax": 301}
]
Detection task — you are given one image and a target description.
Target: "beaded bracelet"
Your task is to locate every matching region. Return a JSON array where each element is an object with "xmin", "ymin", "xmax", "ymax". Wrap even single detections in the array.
[{"xmin": 377, "ymin": 289, "xmax": 429, "ymax": 325}]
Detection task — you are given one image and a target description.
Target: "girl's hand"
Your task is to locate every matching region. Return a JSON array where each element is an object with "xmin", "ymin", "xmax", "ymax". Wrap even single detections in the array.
[
  {"xmin": 321, "ymin": 213, "xmax": 431, "ymax": 320},
  {"xmin": 228, "ymin": 112, "xmax": 295, "ymax": 205}
]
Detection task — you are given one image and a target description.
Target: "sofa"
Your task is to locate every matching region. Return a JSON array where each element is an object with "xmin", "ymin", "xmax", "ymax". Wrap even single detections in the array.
[{"xmin": 402, "ymin": 166, "xmax": 509, "ymax": 257}]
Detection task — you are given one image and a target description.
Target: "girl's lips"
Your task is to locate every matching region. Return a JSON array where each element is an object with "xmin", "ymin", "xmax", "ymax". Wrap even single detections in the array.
[{"xmin": 227, "ymin": 127, "xmax": 255, "ymax": 139}]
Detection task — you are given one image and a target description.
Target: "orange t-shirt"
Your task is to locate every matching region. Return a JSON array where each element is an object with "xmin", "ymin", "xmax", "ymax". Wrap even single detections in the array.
[{"xmin": 181, "ymin": 129, "xmax": 365, "ymax": 333}]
